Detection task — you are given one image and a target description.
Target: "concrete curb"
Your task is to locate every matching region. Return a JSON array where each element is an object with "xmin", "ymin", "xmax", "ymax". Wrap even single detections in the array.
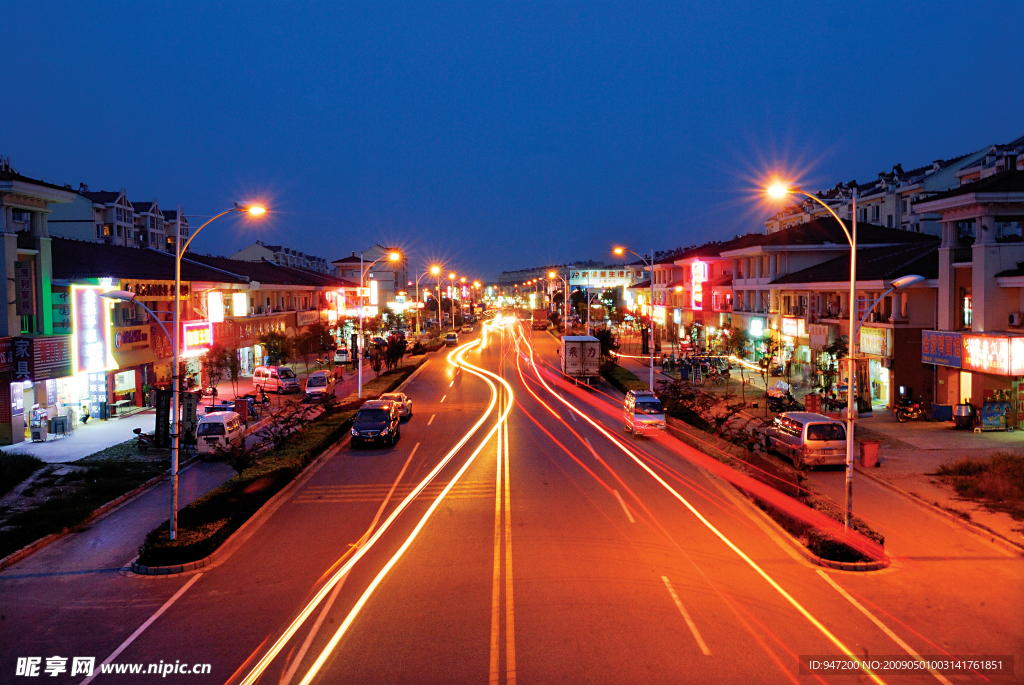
[
  {"xmin": 0, "ymin": 454, "xmax": 201, "ymax": 573},
  {"xmin": 852, "ymin": 464, "xmax": 1024, "ymax": 556},
  {"xmin": 132, "ymin": 419, "xmax": 354, "ymax": 575}
]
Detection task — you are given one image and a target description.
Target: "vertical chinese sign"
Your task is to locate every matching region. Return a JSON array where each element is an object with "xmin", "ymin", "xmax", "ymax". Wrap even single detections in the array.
[
  {"xmin": 14, "ymin": 261, "xmax": 35, "ymax": 317},
  {"xmin": 71, "ymin": 285, "xmax": 117, "ymax": 376}
]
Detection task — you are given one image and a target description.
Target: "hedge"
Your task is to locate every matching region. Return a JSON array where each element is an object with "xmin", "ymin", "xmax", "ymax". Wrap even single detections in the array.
[{"xmin": 602, "ymin": 363, "xmax": 649, "ymax": 394}]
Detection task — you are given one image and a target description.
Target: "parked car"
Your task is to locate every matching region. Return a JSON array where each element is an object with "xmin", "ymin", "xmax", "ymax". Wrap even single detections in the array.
[
  {"xmin": 622, "ymin": 390, "xmax": 666, "ymax": 435},
  {"xmin": 253, "ymin": 366, "xmax": 300, "ymax": 394},
  {"xmin": 762, "ymin": 412, "xmax": 847, "ymax": 469},
  {"xmin": 196, "ymin": 411, "xmax": 244, "ymax": 455},
  {"xmin": 380, "ymin": 392, "xmax": 413, "ymax": 419},
  {"xmin": 444, "ymin": 332, "xmax": 459, "ymax": 346},
  {"xmin": 333, "ymin": 347, "xmax": 350, "ymax": 363},
  {"xmin": 304, "ymin": 370, "xmax": 335, "ymax": 398},
  {"xmin": 460, "ymin": 324, "xmax": 473, "ymax": 333},
  {"xmin": 350, "ymin": 400, "xmax": 401, "ymax": 448}
]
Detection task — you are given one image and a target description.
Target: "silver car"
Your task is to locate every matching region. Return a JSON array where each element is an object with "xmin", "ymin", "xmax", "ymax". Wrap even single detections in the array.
[
  {"xmin": 762, "ymin": 412, "xmax": 848, "ymax": 469},
  {"xmin": 380, "ymin": 392, "xmax": 413, "ymax": 419}
]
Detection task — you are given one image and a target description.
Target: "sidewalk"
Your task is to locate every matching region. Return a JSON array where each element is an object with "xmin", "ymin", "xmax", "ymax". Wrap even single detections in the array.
[{"xmin": 0, "ymin": 412, "xmax": 156, "ymax": 464}]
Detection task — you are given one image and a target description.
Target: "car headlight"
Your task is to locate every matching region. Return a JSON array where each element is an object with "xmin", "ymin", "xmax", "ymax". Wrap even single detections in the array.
[
  {"xmin": 351, "ymin": 428, "xmax": 359, "ymax": 436},
  {"xmin": 380, "ymin": 426, "xmax": 390, "ymax": 435}
]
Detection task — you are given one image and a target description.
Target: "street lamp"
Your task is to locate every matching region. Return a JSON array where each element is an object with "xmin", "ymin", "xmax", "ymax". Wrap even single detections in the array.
[
  {"xmin": 411, "ymin": 265, "xmax": 441, "ymax": 336},
  {"xmin": 548, "ymin": 270, "xmax": 569, "ymax": 330},
  {"xmin": 766, "ymin": 180, "xmax": 859, "ymax": 527},
  {"xmin": 358, "ymin": 250, "xmax": 401, "ymax": 398},
  {"xmin": 109, "ymin": 202, "xmax": 265, "ymax": 541},
  {"xmin": 614, "ymin": 246, "xmax": 656, "ymax": 390},
  {"xmin": 446, "ymin": 272, "xmax": 457, "ymax": 327}
]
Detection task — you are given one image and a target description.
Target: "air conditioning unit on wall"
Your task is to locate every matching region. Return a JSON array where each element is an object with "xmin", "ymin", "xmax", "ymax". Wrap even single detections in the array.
[{"xmin": 1009, "ymin": 312, "xmax": 1023, "ymax": 327}]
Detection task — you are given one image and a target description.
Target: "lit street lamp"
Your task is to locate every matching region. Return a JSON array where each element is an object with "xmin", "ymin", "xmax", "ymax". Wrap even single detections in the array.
[
  {"xmin": 411, "ymin": 265, "xmax": 441, "ymax": 335},
  {"xmin": 358, "ymin": 250, "xmax": 402, "ymax": 398},
  {"xmin": 548, "ymin": 270, "xmax": 569, "ymax": 329},
  {"xmin": 614, "ymin": 246, "xmax": 655, "ymax": 390}
]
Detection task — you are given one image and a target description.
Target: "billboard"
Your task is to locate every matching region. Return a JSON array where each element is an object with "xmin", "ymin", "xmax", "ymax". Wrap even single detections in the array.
[
  {"xmin": 71, "ymin": 285, "xmax": 117, "ymax": 375},
  {"xmin": 921, "ymin": 330, "xmax": 962, "ymax": 367},
  {"xmin": 181, "ymin": 321, "xmax": 214, "ymax": 358}
]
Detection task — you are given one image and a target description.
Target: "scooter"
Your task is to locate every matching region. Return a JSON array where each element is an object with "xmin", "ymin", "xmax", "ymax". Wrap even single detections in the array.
[
  {"xmin": 133, "ymin": 427, "xmax": 155, "ymax": 452},
  {"xmin": 895, "ymin": 398, "xmax": 927, "ymax": 423},
  {"xmin": 767, "ymin": 391, "xmax": 803, "ymax": 413}
]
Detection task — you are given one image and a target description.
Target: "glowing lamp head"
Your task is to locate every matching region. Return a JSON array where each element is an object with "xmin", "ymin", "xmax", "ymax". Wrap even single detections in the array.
[
  {"xmin": 766, "ymin": 182, "xmax": 791, "ymax": 199},
  {"xmin": 430, "ymin": 265, "xmax": 441, "ymax": 275},
  {"xmin": 613, "ymin": 247, "xmax": 624, "ymax": 256},
  {"xmin": 461, "ymin": 277, "xmax": 467, "ymax": 283},
  {"xmin": 244, "ymin": 204, "xmax": 267, "ymax": 216},
  {"xmin": 674, "ymin": 286, "xmax": 683, "ymax": 293},
  {"xmin": 449, "ymin": 273, "xmax": 456, "ymax": 280},
  {"xmin": 548, "ymin": 271, "xmax": 556, "ymax": 279},
  {"xmin": 388, "ymin": 252, "xmax": 400, "ymax": 262}
]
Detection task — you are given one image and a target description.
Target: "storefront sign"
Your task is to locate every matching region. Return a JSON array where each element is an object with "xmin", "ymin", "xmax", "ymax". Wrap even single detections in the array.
[
  {"xmin": 114, "ymin": 326, "xmax": 150, "ymax": 351},
  {"xmin": 180, "ymin": 391, "xmax": 200, "ymax": 447},
  {"xmin": 921, "ymin": 330, "xmax": 962, "ymax": 367},
  {"xmin": 87, "ymin": 372, "xmax": 106, "ymax": 417},
  {"xmin": 653, "ymin": 306, "xmax": 666, "ymax": 324},
  {"xmin": 859, "ymin": 326, "xmax": 891, "ymax": 357},
  {"xmin": 808, "ymin": 324, "xmax": 830, "ymax": 351},
  {"xmin": 232, "ymin": 292, "xmax": 249, "ymax": 317},
  {"xmin": 691, "ymin": 261, "xmax": 707, "ymax": 310},
  {"xmin": 154, "ymin": 388, "xmax": 172, "ymax": 448},
  {"xmin": 0, "ymin": 338, "xmax": 12, "ymax": 373},
  {"xmin": 72, "ymin": 285, "xmax": 116, "ymax": 375},
  {"xmin": 749, "ymin": 318, "xmax": 765, "ymax": 338},
  {"xmin": 181, "ymin": 321, "xmax": 214, "ymax": 358},
  {"xmin": 781, "ymin": 317, "xmax": 804, "ymax": 338},
  {"xmin": 962, "ymin": 334, "xmax": 1010, "ymax": 375},
  {"xmin": 121, "ymin": 281, "xmax": 189, "ymax": 301},
  {"xmin": 52, "ymin": 289, "xmax": 72, "ymax": 334},
  {"xmin": 14, "ymin": 261, "xmax": 35, "ymax": 316},
  {"xmin": 296, "ymin": 310, "xmax": 320, "ymax": 327}
]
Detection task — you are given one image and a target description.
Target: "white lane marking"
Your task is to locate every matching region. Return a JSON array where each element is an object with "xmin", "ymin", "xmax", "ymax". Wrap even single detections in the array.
[
  {"xmin": 80, "ymin": 573, "xmax": 203, "ymax": 684},
  {"xmin": 280, "ymin": 442, "xmax": 421, "ymax": 685},
  {"xmin": 816, "ymin": 570, "xmax": 953, "ymax": 685},
  {"xmin": 440, "ymin": 395, "xmax": 447, "ymax": 403},
  {"xmin": 449, "ymin": 380, "xmax": 454, "ymax": 387},
  {"xmin": 612, "ymin": 489, "xmax": 635, "ymax": 523},
  {"xmin": 428, "ymin": 414, "xmax": 435, "ymax": 426},
  {"xmin": 661, "ymin": 576, "xmax": 711, "ymax": 656},
  {"xmin": 584, "ymin": 438, "xmax": 594, "ymax": 455}
]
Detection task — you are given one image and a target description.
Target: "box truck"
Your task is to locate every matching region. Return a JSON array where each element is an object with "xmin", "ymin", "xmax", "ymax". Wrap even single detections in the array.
[{"xmin": 560, "ymin": 335, "xmax": 601, "ymax": 383}]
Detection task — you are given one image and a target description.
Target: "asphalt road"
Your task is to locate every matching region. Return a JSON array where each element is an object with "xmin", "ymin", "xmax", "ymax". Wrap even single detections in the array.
[{"xmin": 1, "ymin": 320, "xmax": 1021, "ymax": 684}]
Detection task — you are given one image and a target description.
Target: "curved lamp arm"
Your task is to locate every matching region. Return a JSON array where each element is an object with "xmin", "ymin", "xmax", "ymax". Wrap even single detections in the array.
[{"xmin": 793, "ymin": 190, "xmax": 853, "ymax": 248}]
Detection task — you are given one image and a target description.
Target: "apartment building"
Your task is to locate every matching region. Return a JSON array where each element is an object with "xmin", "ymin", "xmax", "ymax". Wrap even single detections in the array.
[
  {"xmin": 231, "ymin": 241, "xmax": 334, "ymax": 275},
  {"xmin": 47, "ymin": 185, "xmax": 136, "ymax": 246}
]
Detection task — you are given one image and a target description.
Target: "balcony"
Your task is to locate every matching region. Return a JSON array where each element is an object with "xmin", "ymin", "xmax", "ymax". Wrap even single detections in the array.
[{"xmin": 952, "ymin": 247, "xmax": 972, "ymax": 264}]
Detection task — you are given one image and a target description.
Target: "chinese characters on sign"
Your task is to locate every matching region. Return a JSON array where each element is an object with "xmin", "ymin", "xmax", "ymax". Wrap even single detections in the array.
[
  {"xmin": 72, "ymin": 285, "xmax": 115, "ymax": 375},
  {"xmin": 181, "ymin": 321, "xmax": 214, "ymax": 358},
  {"xmin": 921, "ymin": 330, "xmax": 962, "ymax": 367},
  {"xmin": 859, "ymin": 326, "xmax": 891, "ymax": 357},
  {"xmin": 14, "ymin": 261, "xmax": 35, "ymax": 316},
  {"xmin": 962, "ymin": 334, "xmax": 1010, "ymax": 375},
  {"xmin": 691, "ymin": 261, "xmax": 707, "ymax": 310}
]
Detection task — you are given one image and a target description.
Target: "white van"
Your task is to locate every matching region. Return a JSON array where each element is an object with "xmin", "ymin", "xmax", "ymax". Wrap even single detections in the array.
[
  {"xmin": 623, "ymin": 390, "xmax": 666, "ymax": 435},
  {"xmin": 253, "ymin": 366, "xmax": 300, "ymax": 394},
  {"xmin": 762, "ymin": 412, "xmax": 847, "ymax": 469},
  {"xmin": 196, "ymin": 411, "xmax": 244, "ymax": 455}
]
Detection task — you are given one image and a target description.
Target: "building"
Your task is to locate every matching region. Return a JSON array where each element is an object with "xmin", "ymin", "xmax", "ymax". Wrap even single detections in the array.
[
  {"xmin": 765, "ymin": 135, "xmax": 1024, "ymax": 236},
  {"xmin": 914, "ymin": 167, "xmax": 1024, "ymax": 424},
  {"xmin": 46, "ymin": 185, "xmax": 136, "ymax": 246},
  {"xmin": 131, "ymin": 200, "xmax": 167, "ymax": 250},
  {"xmin": 231, "ymin": 241, "xmax": 334, "ymax": 275}
]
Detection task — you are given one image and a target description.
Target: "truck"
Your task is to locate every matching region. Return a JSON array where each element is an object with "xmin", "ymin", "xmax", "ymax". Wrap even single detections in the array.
[
  {"xmin": 531, "ymin": 308, "xmax": 550, "ymax": 330},
  {"xmin": 560, "ymin": 335, "xmax": 601, "ymax": 383}
]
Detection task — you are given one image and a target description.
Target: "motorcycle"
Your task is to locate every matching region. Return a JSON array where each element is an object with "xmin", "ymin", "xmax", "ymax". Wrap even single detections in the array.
[
  {"xmin": 895, "ymin": 399, "xmax": 927, "ymax": 423},
  {"xmin": 767, "ymin": 391, "xmax": 803, "ymax": 413},
  {"xmin": 133, "ymin": 427, "xmax": 155, "ymax": 452}
]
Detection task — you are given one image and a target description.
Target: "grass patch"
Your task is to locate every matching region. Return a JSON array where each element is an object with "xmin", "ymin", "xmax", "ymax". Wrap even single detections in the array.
[
  {"xmin": 0, "ymin": 453, "xmax": 44, "ymax": 498},
  {"xmin": 602, "ymin": 363, "xmax": 649, "ymax": 394},
  {"xmin": 934, "ymin": 452, "xmax": 1024, "ymax": 520},
  {"xmin": 0, "ymin": 447, "xmax": 169, "ymax": 560},
  {"xmin": 137, "ymin": 406, "xmax": 356, "ymax": 566}
]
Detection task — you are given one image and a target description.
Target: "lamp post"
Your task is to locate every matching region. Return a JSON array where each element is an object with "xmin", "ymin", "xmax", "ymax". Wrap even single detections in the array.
[
  {"xmin": 447, "ymin": 272, "xmax": 457, "ymax": 328},
  {"xmin": 548, "ymin": 270, "xmax": 569, "ymax": 329},
  {"xmin": 767, "ymin": 181, "xmax": 859, "ymax": 527},
  {"xmin": 358, "ymin": 250, "xmax": 401, "ymax": 398},
  {"xmin": 614, "ymin": 247, "xmax": 655, "ymax": 390},
  {"xmin": 411, "ymin": 265, "xmax": 441, "ymax": 335}
]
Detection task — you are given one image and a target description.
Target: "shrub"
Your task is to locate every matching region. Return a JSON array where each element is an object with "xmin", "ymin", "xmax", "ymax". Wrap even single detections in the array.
[
  {"xmin": 602, "ymin": 364, "xmax": 648, "ymax": 394},
  {"xmin": 0, "ymin": 453, "xmax": 44, "ymax": 497}
]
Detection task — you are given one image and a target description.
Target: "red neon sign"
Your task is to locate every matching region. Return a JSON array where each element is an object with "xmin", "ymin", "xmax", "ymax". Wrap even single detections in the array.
[
  {"xmin": 181, "ymin": 320, "xmax": 214, "ymax": 358},
  {"xmin": 691, "ymin": 261, "xmax": 707, "ymax": 310}
]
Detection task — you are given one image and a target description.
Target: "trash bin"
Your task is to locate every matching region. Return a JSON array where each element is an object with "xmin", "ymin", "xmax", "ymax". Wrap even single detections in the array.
[{"xmin": 859, "ymin": 440, "xmax": 881, "ymax": 467}]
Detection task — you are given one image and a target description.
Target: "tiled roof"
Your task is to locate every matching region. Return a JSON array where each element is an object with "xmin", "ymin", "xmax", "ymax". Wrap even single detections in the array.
[
  {"xmin": 50, "ymin": 237, "xmax": 247, "ymax": 283},
  {"xmin": 163, "ymin": 210, "xmax": 178, "ymax": 220},
  {"xmin": 770, "ymin": 242, "xmax": 939, "ymax": 284},
  {"xmin": 185, "ymin": 254, "xmax": 356, "ymax": 288},
  {"xmin": 81, "ymin": 190, "xmax": 123, "ymax": 204},
  {"xmin": 0, "ymin": 166, "xmax": 77, "ymax": 194},
  {"xmin": 913, "ymin": 170, "xmax": 1024, "ymax": 205},
  {"xmin": 133, "ymin": 201, "xmax": 154, "ymax": 214},
  {"xmin": 753, "ymin": 217, "xmax": 936, "ymax": 248}
]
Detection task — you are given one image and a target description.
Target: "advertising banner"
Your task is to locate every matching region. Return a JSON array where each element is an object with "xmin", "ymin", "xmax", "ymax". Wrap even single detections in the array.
[
  {"xmin": 154, "ymin": 388, "xmax": 172, "ymax": 448},
  {"xmin": 14, "ymin": 261, "xmax": 35, "ymax": 316},
  {"xmin": 859, "ymin": 326, "xmax": 891, "ymax": 357},
  {"xmin": 71, "ymin": 285, "xmax": 116, "ymax": 375},
  {"xmin": 180, "ymin": 391, "xmax": 200, "ymax": 447},
  {"xmin": 921, "ymin": 330, "xmax": 962, "ymax": 367}
]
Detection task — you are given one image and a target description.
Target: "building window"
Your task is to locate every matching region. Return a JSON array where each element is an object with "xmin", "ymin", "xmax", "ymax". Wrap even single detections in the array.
[
  {"xmin": 96, "ymin": 224, "xmax": 103, "ymax": 238},
  {"xmin": 902, "ymin": 200, "xmax": 908, "ymax": 213},
  {"xmin": 887, "ymin": 215, "xmax": 893, "ymax": 228}
]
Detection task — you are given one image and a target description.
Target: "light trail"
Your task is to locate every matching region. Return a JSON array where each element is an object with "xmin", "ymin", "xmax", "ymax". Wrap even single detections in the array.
[
  {"xmin": 513, "ymin": 326, "xmax": 886, "ymax": 685},
  {"xmin": 295, "ymin": 338, "xmax": 517, "ymax": 685},
  {"xmin": 234, "ymin": 342, "xmax": 501, "ymax": 685}
]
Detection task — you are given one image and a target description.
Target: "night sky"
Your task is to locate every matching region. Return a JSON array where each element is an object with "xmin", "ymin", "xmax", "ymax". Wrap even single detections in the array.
[{"xmin": 2, "ymin": 2, "xmax": 1021, "ymax": 279}]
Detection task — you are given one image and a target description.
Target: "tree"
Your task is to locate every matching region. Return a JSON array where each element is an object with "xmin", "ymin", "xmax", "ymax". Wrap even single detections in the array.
[
  {"xmin": 293, "ymin": 330, "xmax": 316, "ymax": 372},
  {"xmin": 593, "ymin": 328, "xmax": 619, "ymax": 364},
  {"xmin": 226, "ymin": 349, "xmax": 241, "ymax": 397},
  {"xmin": 201, "ymin": 345, "xmax": 230, "ymax": 396},
  {"xmin": 259, "ymin": 331, "xmax": 293, "ymax": 365},
  {"xmin": 384, "ymin": 337, "xmax": 407, "ymax": 372},
  {"xmin": 817, "ymin": 337, "xmax": 848, "ymax": 395},
  {"xmin": 368, "ymin": 347, "xmax": 385, "ymax": 377}
]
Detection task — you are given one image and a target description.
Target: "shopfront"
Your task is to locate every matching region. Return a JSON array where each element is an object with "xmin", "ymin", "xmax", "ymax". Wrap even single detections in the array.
[
  {"xmin": 112, "ymin": 324, "xmax": 156, "ymax": 409},
  {"xmin": 213, "ymin": 313, "xmax": 292, "ymax": 378},
  {"xmin": 858, "ymin": 326, "xmax": 893, "ymax": 408},
  {"xmin": 780, "ymin": 317, "xmax": 812, "ymax": 385}
]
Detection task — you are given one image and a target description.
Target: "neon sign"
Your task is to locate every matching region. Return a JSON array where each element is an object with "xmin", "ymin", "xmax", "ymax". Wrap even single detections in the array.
[
  {"xmin": 207, "ymin": 291, "xmax": 224, "ymax": 323},
  {"xmin": 71, "ymin": 285, "xmax": 117, "ymax": 375},
  {"xmin": 691, "ymin": 261, "xmax": 707, "ymax": 310},
  {"xmin": 181, "ymin": 321, "xmax": 214, "ymax": 358},
  {"xmin": 962, "ymin": 334, "xmax": 1009, "ymax": 375}
]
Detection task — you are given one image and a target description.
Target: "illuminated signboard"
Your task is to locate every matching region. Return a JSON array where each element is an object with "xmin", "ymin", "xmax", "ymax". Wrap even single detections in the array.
[
  {"xmin": 207, "ymin": 291, "xmax": 224, "ymax": 323},
  {"xmin": 921, "ymin": 330, "xmax": 962, "ymax": 367},
  {"xmin": 749, "ymin": 318, "xmax": 764, "ymax": 338},
  {"xmin": 962, "ymin": 334, "xmax": 1009, "ymax": 375},
  {"xmin": 859, "ymin": 326, "xmax": 890, "ymax": 356},
  {"xmin": 781, "ymin": 317, "xmax": 803, "ymax": 337},
  {"xmin": 71, "ymin": 285, "xmax": 117, "ymax": 375},
  {"xmin": 181, "ymin": 321, "xmax": 214, "ymax": 358},
  {"xmin": 232, "ymin": 292, "xmax": 248, "ymax": 318},
  {"xmin": 691, "ymin": 261, "xmax": 707, "ymax": 310},
  {"xmin": 653, "ymin": 305, "xmax": 666, "ymax": 324},
  {"xmin": 369, "ymin": 280, "xmax": 379, "ymax": 305}
]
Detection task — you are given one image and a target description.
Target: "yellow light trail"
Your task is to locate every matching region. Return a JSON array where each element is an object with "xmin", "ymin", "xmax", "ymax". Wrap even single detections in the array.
[
  {"xmin": 236, "ymin": 341, "xmax": 503, "ymax": 685},
  {"xmin": 296, "ymin": 341, "xmax": 517, "ymax": 685},
  {"xmin": 514, "ymin": 328, "xmax": 886, "ymax": 685}
]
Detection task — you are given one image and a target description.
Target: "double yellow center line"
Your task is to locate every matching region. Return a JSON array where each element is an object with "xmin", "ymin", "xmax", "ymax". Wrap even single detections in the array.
[{"xmin": 489, "ymin": 377, "xmax": 516, "ymax": 685}]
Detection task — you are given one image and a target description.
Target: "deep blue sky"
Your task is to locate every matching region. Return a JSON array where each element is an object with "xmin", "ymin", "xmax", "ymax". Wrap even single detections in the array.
[{"xmin": 3, "ymin": 2, "xmax": 1022, "ymax": 279}]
